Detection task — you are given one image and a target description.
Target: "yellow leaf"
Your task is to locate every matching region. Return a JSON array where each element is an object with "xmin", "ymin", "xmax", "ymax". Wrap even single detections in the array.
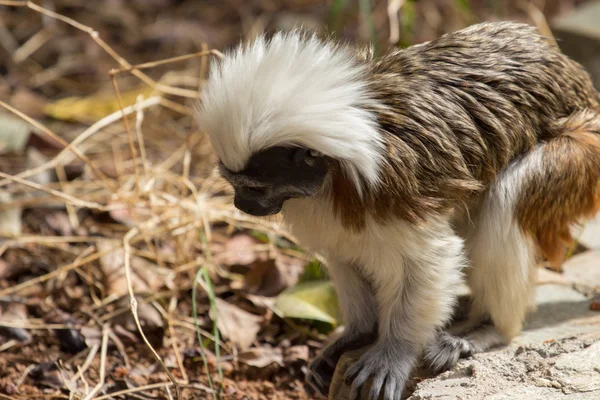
[{"xmin": 43, "ymin": 85, "xmax": 155, "ymax": 122}]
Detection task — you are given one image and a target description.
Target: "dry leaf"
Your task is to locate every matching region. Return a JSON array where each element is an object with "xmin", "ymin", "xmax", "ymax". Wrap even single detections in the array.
[
  {"xmin": 26, "ymin": 147, "xmax": 54, "ymax": 186},
  {"xmin": 97, "ymin": 241, "xmax": 162, "ymax": 297},
  {"xmin": 43, "ymin": 85, "xmax": 154, "ymax": 123},
  {"xmin": 0, "ymin": 112, "xmax": 31, "ymax": 154},
  {"xmin": 43, "ymin": 309, "xmax": 87, "ymax": 354},
  {"xmin": 214, "ymin": 298, "xmax": 262, "ymax": 351},
  {"xmin": 0, "ymin": 190, "xmax": 22, "ymax": 236},
  {"xmin": 216, "ymin": 234, "xmax": 264, "ymax": 267},
  {"xmin": 284, "ymin": 345, "xmax": 309, "ymax": 365},
  {"xmin": 9, "ymin": 88, "xmax": 47, "ymax": 119},
  {"xmin": 244, "ymin": 254, "xmax": 306, "ymax": 297},
  {"xmin": 45, "ymin": 212, "xmax": 75, "ymax": 237},
  {"xmin": 0, "ymin": 303, "xmax": 31, "ymax": 342},
  {"xmin": 238, "ymin": 347, "xmax": 283, "ymax": 368},
  {"xmin": 113, "ymin": 296, "xmax": 164, "ymax": 348}
]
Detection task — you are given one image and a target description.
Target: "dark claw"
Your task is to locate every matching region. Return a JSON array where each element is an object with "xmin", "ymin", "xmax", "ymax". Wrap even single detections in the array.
[
  {"xmin": 306, "ymin": 354, "xmax": 335, "ymax": 397},
  {"xmin": 307, "ymin": 328, "xmax": 378, "ymax": 397},
  {"xmin": 424, "ymin": 331, "xmax": 474, "ymax": 374},
  {"xmin": 344, "ymin": 344, "xmax": 412, "ymax": 400}
]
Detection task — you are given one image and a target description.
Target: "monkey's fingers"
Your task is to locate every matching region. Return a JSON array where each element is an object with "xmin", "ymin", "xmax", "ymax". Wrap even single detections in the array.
[
  {"xmin": 306, "ymin": 354, "xmax": 336, "ymax": 397},
  {"xmin": 343, "ymin": 344, "xmax": 411, "ymax": 400}
]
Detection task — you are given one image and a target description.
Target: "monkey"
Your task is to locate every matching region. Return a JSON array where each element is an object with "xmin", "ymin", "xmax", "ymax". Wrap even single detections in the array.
[{"xmin": 196, "ymin": 21, "xmax": 600, "ymax": 400}]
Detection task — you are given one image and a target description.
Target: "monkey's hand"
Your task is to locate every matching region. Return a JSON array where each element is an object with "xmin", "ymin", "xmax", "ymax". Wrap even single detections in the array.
[
  {"xmin": 307, "ymin": 329, "xmax": 378, "ymax": 397},
  {"xmin": 344, "ymin": 341, "xmax": 414, "ymax": 400}
]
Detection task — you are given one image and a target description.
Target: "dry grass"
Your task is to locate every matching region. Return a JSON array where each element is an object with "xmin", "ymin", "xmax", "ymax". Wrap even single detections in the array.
[{"xmin": 0, "ymin": 2, "xmax": 298, "ymax": 398}]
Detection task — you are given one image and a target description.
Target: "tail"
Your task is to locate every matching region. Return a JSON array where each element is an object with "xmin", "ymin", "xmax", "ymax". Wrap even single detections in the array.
[{"xmin": 515, "ymin": 109, "xmax": 600, "ymax": 269}]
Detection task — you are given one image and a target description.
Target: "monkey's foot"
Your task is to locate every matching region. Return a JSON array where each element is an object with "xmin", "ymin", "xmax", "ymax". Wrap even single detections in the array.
[
  {"xmin": 423, "ymin": 331, "xmax": 474, "ymax": 374},
  {"xmin": 344, "ymin": 343, "xmax": 413, "ymax": 400},
  {"xmin": 424, "ymin": 325, "xmax": 509, "ymax": 374},
  {"xmin": 307, "ymin": 330, "xmax": 378, "ymax": 397}
]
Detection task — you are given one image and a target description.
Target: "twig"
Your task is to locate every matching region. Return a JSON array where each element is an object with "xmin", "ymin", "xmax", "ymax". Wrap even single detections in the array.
[
  {"xmin": 111, "ymin": 76, "xmax": 141, "ymax": 191},
  {"xmin": 0, "ymin": 246, "xmax": 113, "ymax": 297},
  {"xmin": 0, "ymin": 1, "xmax": 216, "ymax": 98},
  {"xmin": 15, "ymin": 364, "xmax": 36, "ymax": 389},
  {"xmin": 0, "ymin": 100, "xmax": 114, "ymax": 190},
  {"xmin": 0, "ymin": 171, "xmax": 105, "ymax": 210},
  {"xmin": 94, "ymin": 382, "xmax": 214, "ymax": 400},
  {"xmin": 108, "ymin": 49, "xmax": 223, "ymax": 75},
  {"xmin": 12, "ymin": 27, "xmax": 53, "ymax": 63},
  {"xmin": 123, "ymin": 223, "xmax": 182, "ymax": 400},
  {"xmin": 387, "ymin": 0, "xmax": 405, "ymax": 44},
  {"xmin": 69, "ymin": 344, "xmax": 99, "ymax": 387},
  {"xmin": 82, "ymin": 324, "xmax": 109, "ymax": 400}
]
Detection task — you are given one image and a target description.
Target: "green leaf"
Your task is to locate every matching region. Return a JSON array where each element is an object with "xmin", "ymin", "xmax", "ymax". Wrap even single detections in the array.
[
  {"xmin": 299, "ymin": 260, "xmax": 329, "ymax": 282},
  {"xmin": 275, "ymin": 280, "xmax": 340, "ymax": 326}
]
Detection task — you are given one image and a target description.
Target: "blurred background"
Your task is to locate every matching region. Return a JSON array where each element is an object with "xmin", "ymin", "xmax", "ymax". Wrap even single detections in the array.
[{"xmin": 0, "ymin": 1, "xmax": 599, "ymax": 399}]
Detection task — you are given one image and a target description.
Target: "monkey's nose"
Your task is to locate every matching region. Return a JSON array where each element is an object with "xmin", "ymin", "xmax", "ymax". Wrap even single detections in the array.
[{"xmin": 234, "ymin": 197, "xmax": 264, "ymax": 216}]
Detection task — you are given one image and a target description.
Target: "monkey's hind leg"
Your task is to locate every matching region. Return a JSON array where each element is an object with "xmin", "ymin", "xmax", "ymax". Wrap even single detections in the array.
[
  {"xmin": 425, "ymin": 109, "xmax": 600, "ymax": 374},
  {"xmin": 306, "ymin": 261, "xmax": 378, "ymax": 397}
]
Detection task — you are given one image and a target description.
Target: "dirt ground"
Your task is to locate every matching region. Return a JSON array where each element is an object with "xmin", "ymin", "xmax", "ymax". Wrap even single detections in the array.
[{"xmin": 0, "ymin": 1, "xmax": 597, "ymax": 399}]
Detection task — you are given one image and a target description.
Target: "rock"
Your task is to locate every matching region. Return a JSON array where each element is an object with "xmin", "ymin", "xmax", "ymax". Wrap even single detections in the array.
[
  {"xmin": 517, "ymin": 284, "xmax": 600, "ymax": 345},
  {"xmin": 409, "ymin": 284, "xmax": 600, "ymax": 399},
  {"xmin": 330, "ymin": 283, "xmax": 600, "ymax": 399},
  {"xmin": 551, "ymin": 341, "xmax": 600, "ymax": 393},
  {"xmin": 551, "ymin": 1, "xmax": 600, "ymax": 90},
  {"xmin": 579, "ymin": 217, "xmax": 600, "ymax": 250},
  {"xmin": 561, "ymin": 250, "xmax": 600, "ymax": 291}
]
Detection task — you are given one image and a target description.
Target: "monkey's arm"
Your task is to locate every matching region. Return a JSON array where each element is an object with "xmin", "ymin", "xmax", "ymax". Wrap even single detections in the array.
[
  {"xmin": 307, "ymin": 260, "xmax": 378, "ymax": 397},
  {"xmin": 345, "ymin": 217, "xmax": 465, "ymax": 400}
]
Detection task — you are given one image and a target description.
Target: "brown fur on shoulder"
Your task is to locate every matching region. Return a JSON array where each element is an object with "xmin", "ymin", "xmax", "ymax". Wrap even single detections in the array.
[
  {"xmin": 516, "ymin": 111, "xmax": 600, "ymax": 269},
  {"xmin": 329, "ymin": 21, "xmax": 599, "ymax": 232}
]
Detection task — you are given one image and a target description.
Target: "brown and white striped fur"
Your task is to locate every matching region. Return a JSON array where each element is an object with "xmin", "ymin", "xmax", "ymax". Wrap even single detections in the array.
[{"xmin": 197, "ymin": 21, "xmax": 600, "ymax": 400}]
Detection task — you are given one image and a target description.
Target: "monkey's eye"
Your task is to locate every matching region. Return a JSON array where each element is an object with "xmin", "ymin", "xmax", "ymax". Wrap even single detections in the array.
[{"xmin": 292, "ymin": 148, "xmax": 322, "ymax": 164}]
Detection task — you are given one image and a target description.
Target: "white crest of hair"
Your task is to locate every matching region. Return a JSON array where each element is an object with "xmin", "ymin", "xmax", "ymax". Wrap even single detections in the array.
[{"xmin": 196, "ymin": 30, "xmax": 385, "ymax": 193}]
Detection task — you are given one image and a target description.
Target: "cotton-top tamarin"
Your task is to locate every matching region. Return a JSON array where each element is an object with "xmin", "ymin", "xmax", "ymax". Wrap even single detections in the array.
[{"xmin": 196, "ymin": 21, "xmax": 600, "ymax": 400}]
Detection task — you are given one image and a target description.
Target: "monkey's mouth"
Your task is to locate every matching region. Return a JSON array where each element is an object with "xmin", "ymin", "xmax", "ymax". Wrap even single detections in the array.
[{"xmin": 235, "ymin": 201, "xmax": 283, "ymax": 217}]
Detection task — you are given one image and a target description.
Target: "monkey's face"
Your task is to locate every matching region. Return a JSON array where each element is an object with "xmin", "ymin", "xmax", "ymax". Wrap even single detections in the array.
[{"xmin": 219, "ymin": 146, "xmax": 329, "ymax": 217}]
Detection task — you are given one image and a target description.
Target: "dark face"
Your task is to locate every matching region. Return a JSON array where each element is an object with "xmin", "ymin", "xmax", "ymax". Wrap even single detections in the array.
[{"xmin": 219, "ymin": 146, "xmax": 330, "ymax": 216}]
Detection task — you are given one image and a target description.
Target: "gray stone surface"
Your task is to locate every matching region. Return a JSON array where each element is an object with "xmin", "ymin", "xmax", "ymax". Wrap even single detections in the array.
[
  {"xmin": 552, "ymin": 1, "xmax": 600, "ymax": 90},
  {"xmin": 408, "ymin": 284, "xmax": 600, "ymax": 400},
  {"xmin": 579, "ymin": 217, "xmax": 600, "ymax": 250},
  {"xmin": 561, "ymin": 250, "xmax": 600, "ymax": 291}
]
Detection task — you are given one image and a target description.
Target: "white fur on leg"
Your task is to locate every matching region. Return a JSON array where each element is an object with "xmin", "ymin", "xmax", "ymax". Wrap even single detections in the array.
[
  {"xmin": 306, "ymin": 260, "xmax": 378, "ymax": 397},
  {"xmin": 284, "ymin": 199, "xmax": 465, "ymax": 400},
  {"xmin": 465, "ymin": 150, "xmax": 541, "ymax": 340}
]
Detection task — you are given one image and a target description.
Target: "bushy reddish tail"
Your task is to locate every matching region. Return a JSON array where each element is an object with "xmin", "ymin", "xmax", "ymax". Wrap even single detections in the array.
[{"xmin": 516, "ymin": 109, "xmax": 600, "ymax": 269}]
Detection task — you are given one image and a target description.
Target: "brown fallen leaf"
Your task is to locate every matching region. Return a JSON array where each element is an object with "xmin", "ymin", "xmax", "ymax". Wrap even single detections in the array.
[
  {"xmin": 214, "ymin": 298, "xmax": 262, "ymax": 351},
  {"xmin": 9, "ymin": 88, "xmax": 48, "ymax": 119},
  {"xmin": 215, "ymin": 234, "xmax": 265, "ymax": 267},
  {"xmin": 0, "ymin": 302, "xmax": 31, "ymax": 343},
  {"xmin": 45, "ymin": 212, "xmax": 75, "ymax": 237},
  {"xmin": 29, "ymin": 362, "xmax": 70, "ymax": 390},
  {"xmin": 97, "ymin": 241, "xmax": 163, "ymax": 297},
  {"xmin": 244, "ymin": 254, "xmax": 306, "ymax": 297},
  {"xmin": 113, "ymin": 295, "xmax": 164, "ymax": 348},
  {"xmin": 107, "ymin": 200, "xmax": 153, "ymax": 227},
  {"xmin": 43, "ymin": 308, "xmax": 87, "ymax": 354},
  {"xmin": 284, "ymin": 345, "xmax": 309, "ymax": 366},
  {"xmin": 238, "ymin": 347, "xmax": 284, "ymax": 368},
  {"xmin": 0, "ymin": 190, "xmax": 22, "ymax": 236}
]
